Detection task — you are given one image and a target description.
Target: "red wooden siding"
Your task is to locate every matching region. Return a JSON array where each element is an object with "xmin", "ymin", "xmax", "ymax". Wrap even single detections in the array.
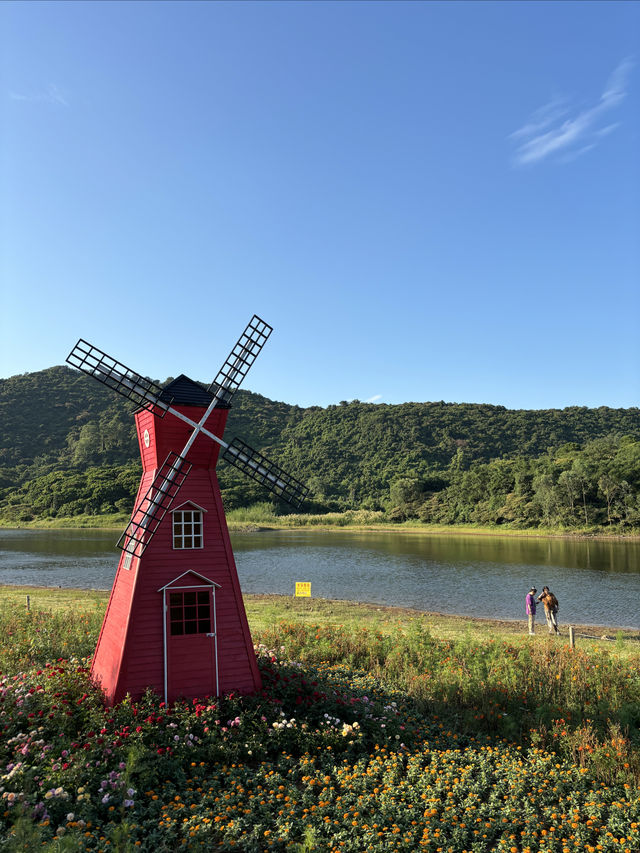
[
  {"xmin": 90, "ymin": 404, "xmax": 262, "ymax": 705},
  {"xmin": 135, "ymin": 406, "xmax": 228, "ymax": 473}
]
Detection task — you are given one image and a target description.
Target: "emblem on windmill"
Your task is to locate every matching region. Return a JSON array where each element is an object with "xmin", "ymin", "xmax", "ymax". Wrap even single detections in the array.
[{"xmin": 67, "ymin": 315, "xmax": 308, "ymax": 705}]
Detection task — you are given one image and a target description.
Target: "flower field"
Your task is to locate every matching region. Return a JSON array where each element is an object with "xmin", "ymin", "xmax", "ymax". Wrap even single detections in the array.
[{"xmin": 1, "ymin": 599, "xmax": 639, "ymax": 852}]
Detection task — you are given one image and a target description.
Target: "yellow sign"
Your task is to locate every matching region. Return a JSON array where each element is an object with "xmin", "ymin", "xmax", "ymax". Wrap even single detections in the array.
[{"xmin": 295, "ymin": 582, "xmax": 311, "ymax": 598}]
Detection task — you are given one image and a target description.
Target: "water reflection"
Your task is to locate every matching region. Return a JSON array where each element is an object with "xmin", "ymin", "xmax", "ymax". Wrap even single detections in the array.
[
  {"xmin": 1, "ymin": 528, "xmax": 638, "ymax": 628},
  {"xmin": 233, "ymin": 530, "xmax": 640, "ymax": 574},
  {"xmin": 0, "ymin": 529, "xmax": 119, "ymax": 590}
]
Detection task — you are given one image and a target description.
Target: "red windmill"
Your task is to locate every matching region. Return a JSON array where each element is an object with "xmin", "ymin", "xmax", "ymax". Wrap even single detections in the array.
[{"xmin": 67, "ymin": 316, "xmax": 307, "ymax": 705}]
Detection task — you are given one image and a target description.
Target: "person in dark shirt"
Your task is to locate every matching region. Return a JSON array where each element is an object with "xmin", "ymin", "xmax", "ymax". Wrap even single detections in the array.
[{"xmin": 537, "ymin": 586, "xmax": 559, "ymax": 634}]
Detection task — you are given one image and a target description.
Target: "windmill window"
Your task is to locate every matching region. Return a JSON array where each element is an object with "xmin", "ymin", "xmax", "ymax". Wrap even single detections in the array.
[
  {"xmin": 172, "ymin": 510, "xmax": 203, "ymax": 549},
  {"xmin": 169, "ymin": 590, "xmax": 211, "ymax": 636}
]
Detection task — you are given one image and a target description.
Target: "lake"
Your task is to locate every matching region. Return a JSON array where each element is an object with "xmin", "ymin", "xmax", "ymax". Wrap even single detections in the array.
[{"xmin": 0, "ymin": 527, "xmax": 639, "ymax": 629}]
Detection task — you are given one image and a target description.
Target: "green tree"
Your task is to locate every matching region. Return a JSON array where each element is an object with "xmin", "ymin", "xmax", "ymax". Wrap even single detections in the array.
[
  {"xmin": 598, "ymin": 474, "xmax": 620, "ymax": 525},
  {"xmin": 571, "ymin": 459, "xmax": 595, "ymax": 525},
  {"xmin": 389, "ymin": 476, "xmax": 424, "ymax": 521},
  {"xmin": 557, "ymin": 469, "xmax": 580, "ymax": 522},
  {"xmin": 72, "ymin": 422, "xmax": 102, "ymax": 466},
  {"xmin": 532, "ymin": 474, "xmax": 559, "ymax": 526}
]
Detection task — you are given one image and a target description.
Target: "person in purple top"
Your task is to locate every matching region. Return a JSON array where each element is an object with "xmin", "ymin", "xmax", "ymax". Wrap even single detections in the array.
[{"xmin": 525, "ymin": 587, "xmax": 537, "ymax": 635}]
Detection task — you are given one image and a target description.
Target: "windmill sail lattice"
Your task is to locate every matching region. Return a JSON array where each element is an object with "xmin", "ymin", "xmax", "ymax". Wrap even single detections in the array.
[
  {"xmin": 67, "ymin": 340, "xmax": 174, "ymax": 416},
  {"xmin": 67, "ymin": 316, "xmax": 309, "ymax": 556},
  {"xmin": 208, "ymin": 315, "xmax": 273, "ymax": 405},
  {"xmin": 223, "ymin": 438, "xmax": 307, "ymax": 507},
  {"xmin": 117, "ymin": 452, "xmax": 192, "ymax": 557}
]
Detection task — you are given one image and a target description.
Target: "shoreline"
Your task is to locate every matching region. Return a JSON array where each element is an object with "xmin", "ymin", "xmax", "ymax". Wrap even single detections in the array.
[
  {"xmin": 2, "ymin": 584, "xmax": 638, "ymax": 639},
  {"xmin": 246, "ymin": 593, "xmax": 640, "ymax": 638},
  {"xmin": 231, "ymin": 524, "xmax": 640, "ymax": 542},
  {"xmin": 2, "ymin": 520, "xmax": 639, "ymax": 542}
]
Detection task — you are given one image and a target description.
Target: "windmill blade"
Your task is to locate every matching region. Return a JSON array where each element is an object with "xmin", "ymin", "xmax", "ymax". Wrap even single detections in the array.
[
  {"xmin": 208, "ymin": 315, "xmax": 273, "ymax": 405},
  {"xmin": 117, "ymin": 452, "xmax": 192, "ymax": 556},
  {"xmin": 223, "ymin": 437, "xmax": 309, "ymax": 509},
  {"xmin": 67, "ymin": 339, "xmax": 246, "ymax": 458},
  {"xmin": 67, "ymin": 339, "xmax": 173, "ymax": 416},
  {"xmin": 67, "ymin": 339, "xmax": 227, "ymax": 444}
]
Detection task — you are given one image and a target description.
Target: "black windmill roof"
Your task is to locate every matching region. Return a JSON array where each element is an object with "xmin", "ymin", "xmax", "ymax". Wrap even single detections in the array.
[{"xmin": 159, "ymin": 374, "xmax": 229, "ymax": 408}]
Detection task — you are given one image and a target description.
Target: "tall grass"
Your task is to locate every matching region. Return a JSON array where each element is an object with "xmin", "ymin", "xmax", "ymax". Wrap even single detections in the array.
[
  {"xmin": 0, "ymin": 602, "xmax": 103, "ymax": 674},
  {"xmin": 1, "ymin": 593, "xmax": 638, "ymax": 786},
  {"xmin": 225, "ymin": 501, "xmax": 281, "ymax": 524},
  {"xmin": 226, "ymin": 505, "xmax": 389, "ymax": 527},
  {"xmin": 253, "ymin": 618, "xmax": 640, "ymax": 785}
]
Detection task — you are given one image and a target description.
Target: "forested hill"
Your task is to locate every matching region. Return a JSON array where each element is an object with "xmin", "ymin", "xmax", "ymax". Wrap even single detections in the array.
[{"xmin": 1, "ymin": 366, "xmax": 640, "ymax": 529}]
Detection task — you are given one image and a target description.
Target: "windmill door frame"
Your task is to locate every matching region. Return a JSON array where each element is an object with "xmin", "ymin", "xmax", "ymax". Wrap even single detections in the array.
[{"xmin": 159, "ymin": 572, "xmax": 220, "ymax": 704}]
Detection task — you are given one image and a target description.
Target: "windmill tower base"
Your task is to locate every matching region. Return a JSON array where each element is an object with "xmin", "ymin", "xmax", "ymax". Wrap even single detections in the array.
[
  {"xmin": 68, "ymin": 316, "xmax": 306, "ymax": 707},
  {"xmin": 90, "ymin": 405, "xmax": 262, "ymax": 706}
]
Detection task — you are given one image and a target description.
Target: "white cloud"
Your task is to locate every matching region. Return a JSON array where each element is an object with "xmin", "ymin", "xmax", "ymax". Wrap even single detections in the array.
[
  {"xmin": 510, "ymin": 58, "xmax": 633, "ymax": 167},
  {"xmin": 364, "ymin": 394, "xmax": 383, "ymax": 403},
  {"xmin": 509, "ymin": 97, "xmax": 569, "ymax": 140},
  {"xmin": 595, "ymin": 123, "xmax": 620, "ymax": 139},
  {"xmin": 9, "ymin": 83, "xmax": 69, "ymax": 107},
  {"xmin": 559, "ymin": 143, "xmax": 596, "ymax": 164}
]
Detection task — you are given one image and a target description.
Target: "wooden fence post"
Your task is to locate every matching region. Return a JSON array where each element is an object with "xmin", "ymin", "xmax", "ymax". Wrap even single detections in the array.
[
  {"xmin": 26, "ymin": 595, "xmax": 30, "ymax": 612},
  {"xmin": 569, "ymin": 625, "xmax": 575, "ymax": 649}
]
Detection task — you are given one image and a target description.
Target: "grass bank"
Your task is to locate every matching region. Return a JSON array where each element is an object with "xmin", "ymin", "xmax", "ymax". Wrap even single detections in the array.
[
  {"xmin": 225, "ymin": 505, "xmax": 640, "ymax": 538},
  {"xmin": 2, "ymin": 510, "xmax": 639, "ymax": 540},
  {"xmin": 2, "ymin": 586, "xmax": 638, "ymax": 652},
  {"xmin": 1, "ymin": 588, "xmax": 639, "ymax": 851},
  {"xmin": 0, "ymin": 513, "xmax": 130, "ymax": 530}
]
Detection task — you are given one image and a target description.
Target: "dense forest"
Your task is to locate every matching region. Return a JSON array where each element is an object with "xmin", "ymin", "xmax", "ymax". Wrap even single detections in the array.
[{"xmin": 1, "ymin": 366, "xmax": 640, "ymax": 530}]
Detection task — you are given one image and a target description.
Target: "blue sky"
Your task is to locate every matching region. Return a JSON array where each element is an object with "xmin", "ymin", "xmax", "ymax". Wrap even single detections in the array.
[{"xmin": 1, "ymin": 1, "xmax": 638, "ymax": 410}]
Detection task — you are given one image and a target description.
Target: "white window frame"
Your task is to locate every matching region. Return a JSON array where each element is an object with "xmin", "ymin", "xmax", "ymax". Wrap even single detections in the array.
[{"xmin": 172, "ymin": 507, "xmax": 204, "ymax": 550}]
